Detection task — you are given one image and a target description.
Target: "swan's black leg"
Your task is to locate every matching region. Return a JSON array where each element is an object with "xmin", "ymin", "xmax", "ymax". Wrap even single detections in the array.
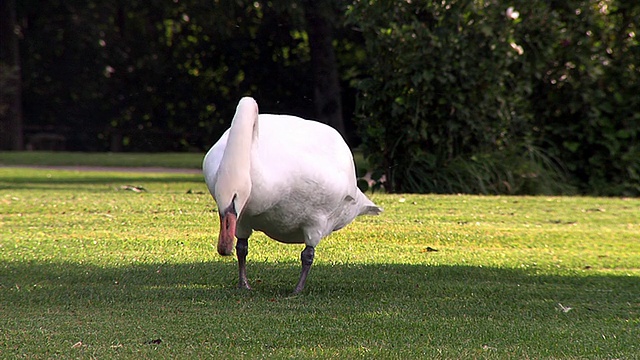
[
  {"xmin": 236, "ymin": 237, "xmax": 251, "ymax": 290},
  {"xmin": 293, "ymin": 245, "xmax": 315, "ymax": 294}
]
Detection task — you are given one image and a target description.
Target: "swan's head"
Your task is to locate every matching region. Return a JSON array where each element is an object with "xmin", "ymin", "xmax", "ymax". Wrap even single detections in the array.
[{"xmin": 215, "ymin": 187, "xmax": 250, "ymax": 256}]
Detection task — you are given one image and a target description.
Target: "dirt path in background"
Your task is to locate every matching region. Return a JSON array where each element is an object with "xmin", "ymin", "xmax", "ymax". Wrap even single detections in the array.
[{"xmin": 1, "ymin": 165, "xmax": 202, "ymax": 174}]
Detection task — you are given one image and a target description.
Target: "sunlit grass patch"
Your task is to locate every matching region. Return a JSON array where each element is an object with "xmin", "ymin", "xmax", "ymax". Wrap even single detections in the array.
[{"xmin": 1, "ymin": 167, "xmax": 638, "ymax": 359}]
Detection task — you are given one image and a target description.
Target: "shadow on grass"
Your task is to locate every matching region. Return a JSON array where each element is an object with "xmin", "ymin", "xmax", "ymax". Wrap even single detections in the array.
[
  {"xmin": 3, "ymin": 260, "xmax": 638, "ymax": 358},
  {"xmin": 2, "ymin": 259, "xmax": 638, "ymax": 320}
]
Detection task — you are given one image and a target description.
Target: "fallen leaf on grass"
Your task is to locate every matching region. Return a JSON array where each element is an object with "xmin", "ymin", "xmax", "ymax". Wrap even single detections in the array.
[
  {"xmin": 558, "ymin": 303, "xmax": 573, "ymax": 313},
  {"xmin": 549, "ymin": 219, "xmax": 577, "ymax": 225},
  {"xmin": 119, "ymin": 185, "xmax": 147, "ymax": 193},
  {"xmin": 421, "ymin": 247, "xmax": 439, "ymax": 253},
  {"xmin": 72, "ymin": 341, "xmax": 83, "ymax": 348}
]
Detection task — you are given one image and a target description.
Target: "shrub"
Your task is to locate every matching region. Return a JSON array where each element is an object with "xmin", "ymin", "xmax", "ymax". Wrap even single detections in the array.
[{"xmin": 347, "ymin": 0, "xmax": 639, "ymax": 196}]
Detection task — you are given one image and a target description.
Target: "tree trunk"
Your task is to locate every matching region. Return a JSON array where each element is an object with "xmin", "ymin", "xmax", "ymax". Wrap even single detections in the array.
[
  {"xmin": 302, "ymin": 1, "xmax": 346, "ymax": 139},
  {"xmin": 0, "ymin": 0, "xmax": 24, "ymax": 150}
]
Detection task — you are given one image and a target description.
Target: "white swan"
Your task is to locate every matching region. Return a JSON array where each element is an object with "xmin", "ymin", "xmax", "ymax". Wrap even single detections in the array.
[{"xmin": 203, "ymin": 97, "xmax": 381, "ymax": 294}]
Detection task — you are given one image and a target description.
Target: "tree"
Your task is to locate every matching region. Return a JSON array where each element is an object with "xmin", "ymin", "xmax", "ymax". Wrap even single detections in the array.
[
  {"xmin": 15, "ymin": 0, "xmax": 356, "ymax": 152},
  {"xmin": 0, "ymin": 0, "xmax": 24, "ymax": 150},
  {"xmin": 302, "ymin": 0, "xmax": 346, "ymax": 138}
]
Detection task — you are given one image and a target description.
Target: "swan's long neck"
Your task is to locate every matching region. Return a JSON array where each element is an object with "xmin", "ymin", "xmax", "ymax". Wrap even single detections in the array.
[
  {"xmin": 214, "ymin": 97, "xmax": 259, "ymax": 215},
  {"xmin": 220, "ymin": 105, "xmax": 256, "ymax": 178}
]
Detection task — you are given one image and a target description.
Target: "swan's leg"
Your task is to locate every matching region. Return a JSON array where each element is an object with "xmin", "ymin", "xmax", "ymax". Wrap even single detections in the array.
[
  {"xmin": 236, "ymin": 237, "xmax": 251, "ymax": 290},
  {"xmin": 293, "ymin": 245, "xmax": 315, "ymax": 294}
]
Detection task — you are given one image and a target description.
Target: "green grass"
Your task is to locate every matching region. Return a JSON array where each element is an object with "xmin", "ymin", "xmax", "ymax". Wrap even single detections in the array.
[
  {"xmin": 0, "ymin": 151, "xmax": 370, "ymax": 174},
  {"xmin": 1, "ymin": 164, "xmax": 639, "ymax": 359},
  {"xmin": 0, "ymin": 151, "xmax": 204, "ymax": 169}
]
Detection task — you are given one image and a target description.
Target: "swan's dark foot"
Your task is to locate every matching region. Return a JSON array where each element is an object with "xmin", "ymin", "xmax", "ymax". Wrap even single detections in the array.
[
  {"xmin": 292, "ymin": 245, "xmax": 315, "ymax": 294},
  {"xmin": 236, "ymin": 237, "xmax": 251, "ymax": 290}
]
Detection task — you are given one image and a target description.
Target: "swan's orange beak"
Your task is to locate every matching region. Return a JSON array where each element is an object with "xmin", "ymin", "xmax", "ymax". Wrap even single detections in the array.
[{"xmin": 217, "ymin": 210, "xmax": 236, "ymax": 256}]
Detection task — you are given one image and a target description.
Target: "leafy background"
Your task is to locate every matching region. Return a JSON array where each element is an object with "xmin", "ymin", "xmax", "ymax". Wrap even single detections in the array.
[{"xmin": 1, "ymin": 0, "xmax": 638, "ymax": 196}]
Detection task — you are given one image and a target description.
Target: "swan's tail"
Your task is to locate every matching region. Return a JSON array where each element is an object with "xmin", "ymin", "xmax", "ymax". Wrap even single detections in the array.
[
  {"xmin": 357, "ymin": 192, "xmax": 383, "ymax": 216},
  {"xmin": 359, "ymin": 205, "xmax": 383, "ymax": 216}
]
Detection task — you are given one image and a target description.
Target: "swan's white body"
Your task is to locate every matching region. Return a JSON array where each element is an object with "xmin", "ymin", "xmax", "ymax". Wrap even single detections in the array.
[
  {"xmin": 204, "ymin": 115, "xmax": 379, "ymax": 246},
  {"xmin": 203, "ymin": 97, "xmax": 381, "ymax": 293}
]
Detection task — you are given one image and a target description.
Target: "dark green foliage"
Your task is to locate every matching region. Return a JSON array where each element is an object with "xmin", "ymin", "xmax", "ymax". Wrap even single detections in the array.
[
  {"xmin": 522, "ymin": 1, "xmax": 640, "ymax": 196},
  {"xmin": 347, "ymin": 0, "xmax": 639, "ymax": 195},
  {"xmin": 0, "ymin": 63, "xmax": 19, "ymax": 117},
  {"xmin": 9, "ymin": 0, "xmax": 640, "ymax": 195},
  {"xmin": 18, "ymin": 0, "xmax": 317, "ymax": 152}
]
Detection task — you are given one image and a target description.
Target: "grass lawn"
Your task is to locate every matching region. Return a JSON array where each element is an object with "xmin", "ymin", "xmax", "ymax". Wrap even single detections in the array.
[
  {"xmin": 0, "ymin": 151, "xmax": 369, "ymax": 174},
  {"xmin": 1, "ymin": 156, "xmax": 639, "ymax": 359},
  {"xmin": 0, "ymin": 151, "xmax": 204, "ymax": 169}
]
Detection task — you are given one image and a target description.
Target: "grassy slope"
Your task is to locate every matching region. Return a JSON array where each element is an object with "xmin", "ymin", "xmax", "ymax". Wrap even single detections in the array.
[{"xmin": 1, "ymin": 164, "xmax": 639, "ymax": 359}]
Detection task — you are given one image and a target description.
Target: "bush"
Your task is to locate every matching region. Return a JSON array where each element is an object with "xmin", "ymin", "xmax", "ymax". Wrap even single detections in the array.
[
  {"xmin": 522, "ymin": 1, "xmax": 640, "ymax": 196},
  {"xmin": 347, "ymin": 0, "xmax": 639, "ymax": 196}
]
